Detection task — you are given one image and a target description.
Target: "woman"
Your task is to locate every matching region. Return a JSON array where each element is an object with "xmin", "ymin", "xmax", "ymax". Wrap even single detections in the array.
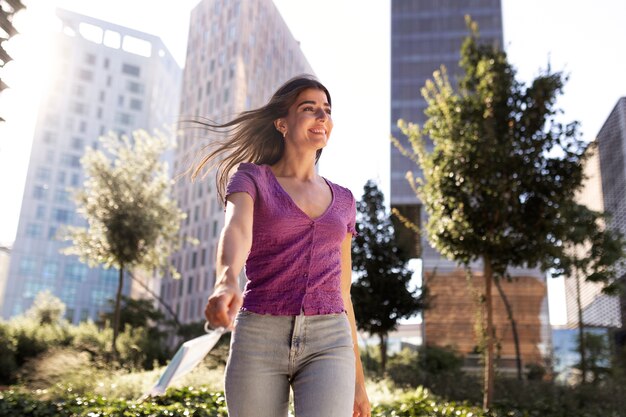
[{"xmin": 199, "ymin": 75, "xmax": 370, "ymax": 417}]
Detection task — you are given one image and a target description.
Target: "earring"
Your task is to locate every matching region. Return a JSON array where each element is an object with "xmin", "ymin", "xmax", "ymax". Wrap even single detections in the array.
[{"xmin": 282, "ymin": 131, "xmax": 287, "ymax": 138}]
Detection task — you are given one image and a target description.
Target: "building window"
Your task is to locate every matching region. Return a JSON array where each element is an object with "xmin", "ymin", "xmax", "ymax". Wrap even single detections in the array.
[
  {"xmin": 61, "ymin": 154, "xmax": 81, "ymax": 168},
  {"xmin": 72, "ymin": 102, "xmax": 87, "ymax": 115},
  {"xmin": 79, "ymin": 121, "xmax": 87, "ymax": 133},
  {"xmin": 188, "ymin": 276, "xmax": 194, "ymax": 294},
  {"xmin": 115, "ymin": 112, "xmax": 133, "ymax": 126},
  {"xmin": 71, "ymin": 173, "xmax": 80, "ymax": 187},
  {"xmin": 65, "ymin": 308, "xmax": 75, "ymax": 322},
  {"xmin": 85, "ymin": 53, "xmax": 96, "ymax": 65},
  {"xmin": 106, "ymin": 75, "xmax": 112, "ymax": 86},
  {"xmin": 104, "ymin": 58, "xmax": 109, "ymax": 69},
  {"xmin": 42, "ymin": 261, "xmax": 58, "ymax": 280},
  {"xmin": 118, "ymin": 95, "xmax": 124, "ymax": 106},
  {"xmin": 129, "ymin": 98, "xmax": 142, "ymax": 110},
  {"xmin": 25, "ymin": 223, "xmax": 42, "ymax": 238},
  {"xmin": 47, "ymin": 226, "xmax": 57, "ymax": 240},
  {"xmin": 36, "ymin": 205, "xmax": 46, "ymax": 220},
  {"xmin": 36, "ymin": 167, "xmax": 51, "ymax": 181},
  {"xmin": 42, "ymin": 131, "xmax": 57, "ymax": 144},
  {"xmin": 66, "ymin": 262, "xmax": 88, "ymax": 282},
  {"xmin": 54, "ymin": 189, "xmax": 71, "ymax": 204},
  {"xmin": 71, "ymin": 137, "xmax": 84, "ymax": 150},
  {"xmin": 33, "ymin": 185, "xmax": 49, "ymax": 200},
  {"xmin": 97, "ymin": 108, "xmax": 103, "ymax": 119},
  {"xmin": 57, "ymin": 171, "xmax": 66, "ymax": 185},
  {"xmin": 212, "ymin": 220, "xmax": 218, "ymax": 237},
  {"xmin": 73, "ymin": 84, "xmax": 86, "ymax": 97},
  {"xmin": 205, "ymin": 81, "xmax": 211, "ymax": 95},
  {"xmin": 19, "ymin": 256, "xmax": 37, "ymax": 276},
  {"xmin": 126, "ymin": 80, "xmax": 144, "ymax": 94},
  {"xmin": 122, "ymin": 63, "xmax": 140, "ymax": 77},
  {"xmin": 191, "ymin": 251, "xmax": 197, "ymax": 269},
  {"xmin": 78, "ymin": 69, "xmax": 93, "ymax": 82},
  {"xmin": 52, "ymin": 208, "xmax": 72, "ymax": 223},
  {"xmin": 99, "ymin": 91, "xmax": 105, "ymax": 102},
  {"xmin": 100, "ymin": 268, "xmax": 118, "ymax": 286}
]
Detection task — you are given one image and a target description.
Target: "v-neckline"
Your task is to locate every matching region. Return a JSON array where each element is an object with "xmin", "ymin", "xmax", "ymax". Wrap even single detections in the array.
[{"xmin": 266, "ymin": 165, "xmax": 335, "ymax": 222}]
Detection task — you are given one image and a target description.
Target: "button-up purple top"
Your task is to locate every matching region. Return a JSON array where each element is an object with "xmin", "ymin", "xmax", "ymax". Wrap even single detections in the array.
[{"xmin": 225, "ymin": 163, "xmax": 357, "ymax": 316}]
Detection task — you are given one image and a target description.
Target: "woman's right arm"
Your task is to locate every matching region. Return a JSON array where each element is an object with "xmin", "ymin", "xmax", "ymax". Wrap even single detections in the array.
[{"xmin": 204, "ymin": 192, "xmax": 254, "ymax": 328}]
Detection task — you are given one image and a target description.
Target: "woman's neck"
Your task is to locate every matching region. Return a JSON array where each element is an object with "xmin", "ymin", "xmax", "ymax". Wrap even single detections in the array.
[{"xmin": 271, "ymin": 152, "xmax": 318, "ymax": 181}]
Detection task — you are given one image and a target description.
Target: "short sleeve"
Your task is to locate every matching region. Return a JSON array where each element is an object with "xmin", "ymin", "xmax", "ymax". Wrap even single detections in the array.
[
  {"xmin": 225, "ymin": 163, "xmax": 258, "ymax": 205},
  {"xmin": 347, "ymin": 191, "xmax": 357, "ymax": 237}
]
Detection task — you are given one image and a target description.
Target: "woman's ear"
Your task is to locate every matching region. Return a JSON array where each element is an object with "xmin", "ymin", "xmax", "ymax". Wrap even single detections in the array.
[{"xmin": 274, "ymin": 119, "xmax": 287, "ymax": 136}]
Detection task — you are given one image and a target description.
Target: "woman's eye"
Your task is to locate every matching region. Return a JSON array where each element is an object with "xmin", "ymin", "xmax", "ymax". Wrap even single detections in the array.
[
  {"xmin": 325, "ymin": 109, "xmax": 332, "ymax": 115},
  {"xmin": 303, "ymin": 106, "xmax": 314, "ymax": 112}
]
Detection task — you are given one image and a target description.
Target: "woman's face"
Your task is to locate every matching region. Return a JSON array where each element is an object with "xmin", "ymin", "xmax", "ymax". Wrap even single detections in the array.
[{"xmin": 276, "ymin": 88, "xmax": 333, "ymax": 152}]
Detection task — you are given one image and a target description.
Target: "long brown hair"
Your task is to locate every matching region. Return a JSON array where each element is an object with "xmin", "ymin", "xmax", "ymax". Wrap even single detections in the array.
[{"xmin": 188, "ymin": 74, "xmax": 331, "ymax": 203}]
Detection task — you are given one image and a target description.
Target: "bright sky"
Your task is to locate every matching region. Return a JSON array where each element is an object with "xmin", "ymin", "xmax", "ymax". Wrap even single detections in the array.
[{"xmin": 1, "ymin": 0, "xmax": 625, "ymax": 324}]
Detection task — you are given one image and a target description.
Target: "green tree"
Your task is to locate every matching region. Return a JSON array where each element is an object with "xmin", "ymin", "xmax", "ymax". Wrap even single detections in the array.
[
  {"xmin": 559, "ymin": 194, "xmax": 625, "ymax": 383},
  {"xmin": 351, "ymin": 180, "xmax": 425, "ymax": 374},
  {"xmin": 574, "ymin": 330, "xmax": 612, "ymax": 384},
  {"xmin": 25, "ymin": 290, "xmax": 66, "ymax": 325},
  {"xmin": 99, "ymin": 295, "xmax": 166, "ymax": 329},
  {"xmin": 392, "ymin": 18, "xmax": 623, "ymax": 407},
  {"xmin": 63, "ymin": 130, "xmax": 184, "ymax": 356}
]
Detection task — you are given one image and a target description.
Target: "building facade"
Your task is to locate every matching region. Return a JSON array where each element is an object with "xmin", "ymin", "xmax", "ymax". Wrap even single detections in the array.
[
  {"xmin": 596, "ymin": 97, "xmax": 626, "ymax": 346},
  {"xmin": 564, "ymin": 144, "xmax": 622, "ymax": 329},
  {"xmin": 1, "ymin": 9, "xmax": 181, "ymax": 322},
  {"xmin": 390, "ymin": 0, "xmax": 551, "ymax": 371},
  {"xmin": 157, "ymin": 0, "xmax": 313, "ymax": 324}
]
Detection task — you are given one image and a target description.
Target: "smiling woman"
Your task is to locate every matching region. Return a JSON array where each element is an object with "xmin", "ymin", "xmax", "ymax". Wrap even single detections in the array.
[{"xmin": 190, "ymin": 75, "xmax": 371, "ymax": 417}]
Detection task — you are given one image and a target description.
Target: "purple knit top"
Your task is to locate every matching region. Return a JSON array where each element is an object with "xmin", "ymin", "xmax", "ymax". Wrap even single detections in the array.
[{"xmin": 225, "ymin": 163, "xmax": 357, "ymax": 316}]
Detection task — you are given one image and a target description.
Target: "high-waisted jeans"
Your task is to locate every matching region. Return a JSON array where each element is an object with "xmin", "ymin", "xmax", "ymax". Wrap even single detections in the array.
[{"xmin": 224, "ymin": 310, "xmax": 356, "ymax": 417}]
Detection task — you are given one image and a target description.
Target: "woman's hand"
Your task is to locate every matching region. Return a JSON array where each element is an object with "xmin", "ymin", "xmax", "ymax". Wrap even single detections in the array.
[
  {"xmin": 353, "ymin": 382, "xmax": 371, "ymax": 417},
  {"xmin": 205, "ymin": 282, "xmax": 242, "ymax": 329}
]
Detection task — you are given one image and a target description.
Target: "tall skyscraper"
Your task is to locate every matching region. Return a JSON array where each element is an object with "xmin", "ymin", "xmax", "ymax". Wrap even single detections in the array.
[
  {"xmin": 390, "ymin": 0, "xmax": 551, "ymax": 371},
  {"xmin": 596, "ymin": 97, "xmax": 626, "ymax": 344},
  {"xmin": 563, "ymin": 144, "xmax": 622, "ymax": 329},
  {"xmin": 158, "ymin": 0, "xmax": 313, "ymax": 324},
  {"xmin": 1, "ymin": 9, "xmax": 181, "ymax": 322}
]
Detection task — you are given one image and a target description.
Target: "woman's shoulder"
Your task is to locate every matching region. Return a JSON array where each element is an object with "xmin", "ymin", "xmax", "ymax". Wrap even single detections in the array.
[
  {"xmin": 236, "ymin": 162, "xmax": 262, "ymax": 173},
  {"xmin": 325, "ymin": 178, "xmax": 355, "ymax": 202}
]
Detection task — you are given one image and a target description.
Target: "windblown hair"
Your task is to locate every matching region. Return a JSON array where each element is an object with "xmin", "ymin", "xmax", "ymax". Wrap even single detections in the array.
[{"xmin": 188, "ymin": 74, "xmax": 331, "ymax": 203}]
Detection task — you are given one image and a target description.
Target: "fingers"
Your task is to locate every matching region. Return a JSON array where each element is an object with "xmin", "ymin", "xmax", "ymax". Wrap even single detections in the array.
[{"xmin": 205, "ymin": 287, "xmax": 241, "ymax": 329}]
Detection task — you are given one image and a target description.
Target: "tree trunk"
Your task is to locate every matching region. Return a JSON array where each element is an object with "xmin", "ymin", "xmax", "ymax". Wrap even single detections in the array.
[
  {"xmin": 494, "ymin": 277, "xmax": 523, "ymax": 380},
  {"xmin": 112, "ymin": 265, "xmax": 124, "ymax": 356},
  {"xmin": 575, "ymin": 270, "xmax": 587, "ymax": 383},
  {"xmin": 128, "ymin": 271, "xmax": 181, "ymax": 330},
  {"xmin": 483, "ymin": 256, "xmax": 495, "ymax": 409},
  {"xmin": 379, "ymin": 333, "xmax": 388, "ymax": 375}
]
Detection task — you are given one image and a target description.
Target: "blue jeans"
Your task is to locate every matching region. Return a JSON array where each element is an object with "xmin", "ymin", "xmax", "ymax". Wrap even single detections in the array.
[{"xmin": 224, "ymin": 310, "xmax": 356, "ymax": 417}]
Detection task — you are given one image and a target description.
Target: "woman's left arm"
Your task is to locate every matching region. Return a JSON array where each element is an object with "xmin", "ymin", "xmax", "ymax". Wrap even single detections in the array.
[{"xmin": 340, "ymin": 233, "xmax": 371, "ymax": 417}]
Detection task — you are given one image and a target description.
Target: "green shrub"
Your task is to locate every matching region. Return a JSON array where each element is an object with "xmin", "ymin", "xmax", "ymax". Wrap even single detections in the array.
[
  {"xmin": 0, "ymin": 387, "xmax": 228, "ymax": 417},
  {"xmin": 0, "ymin": 323, "xmax": 18, "ymax": 385},
  {"xmin": 8, "ymin": 317, "xmax": 72, "ymax": 366}
]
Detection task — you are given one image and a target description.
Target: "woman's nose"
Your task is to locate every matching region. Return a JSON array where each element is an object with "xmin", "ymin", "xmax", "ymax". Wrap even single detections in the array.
[{"xmin": 316, "ymin": 108, "xmax": 327, "ymax": 120}]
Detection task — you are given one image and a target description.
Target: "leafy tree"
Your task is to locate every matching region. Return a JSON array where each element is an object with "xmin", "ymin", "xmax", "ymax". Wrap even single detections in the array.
[
  {"xmin": 25, "ymin": 290, "xmax": 66, "ymax": 325},
  {"xmin": 63, "ymin": 130, "xmax": 184, "ymax": 356},
  {"xmin": 560, "ymin": 195, "xmax": 625, "ymax": 383},
  {"xmin": 392, "ymin": 18, "xmax": 623, "ymax": 407},
  {"xmin": 574, "ymin": 331, "xmax": 612, "ymax": 384},
  {"xmin": 351, "ymin": 180, "xmax": 425, "ymax": 374},
  {"xmin": 99, "ymin": 295, "xmax": 166, "ymax": 329}
]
